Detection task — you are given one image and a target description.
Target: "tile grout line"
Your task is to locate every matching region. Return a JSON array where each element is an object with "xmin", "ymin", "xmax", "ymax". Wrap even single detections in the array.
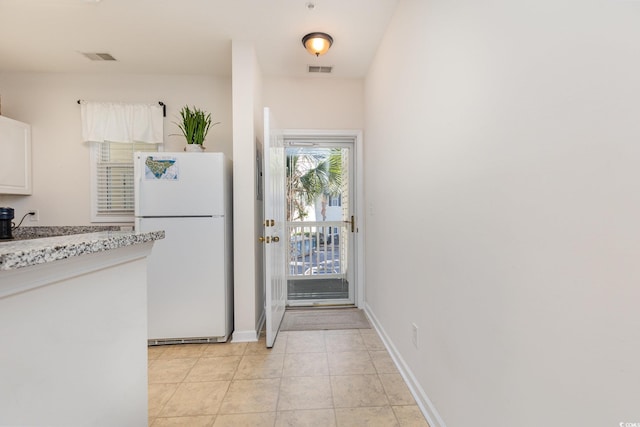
[
  {"xmin": 323, "ymin": 333, "xmax": 340, "ymax": 426},
  {"xmin": 148, "ymin": 346, "xmax": 181, "ymax": 424},
  {"xmin": 272, "ymin": 334, "xmax": 285, "ymax": 427}
]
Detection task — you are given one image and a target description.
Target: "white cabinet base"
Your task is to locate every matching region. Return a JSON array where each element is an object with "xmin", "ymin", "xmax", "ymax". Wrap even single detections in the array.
[{"xmin": 0, "ymin": 243, "xmax": 153, "ymax": 427}]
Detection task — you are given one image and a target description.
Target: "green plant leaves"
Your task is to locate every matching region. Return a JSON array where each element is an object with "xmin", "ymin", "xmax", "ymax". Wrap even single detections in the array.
[{"xmin": 175, "ymin": 105, "xmax": 219, "ymax": 145}]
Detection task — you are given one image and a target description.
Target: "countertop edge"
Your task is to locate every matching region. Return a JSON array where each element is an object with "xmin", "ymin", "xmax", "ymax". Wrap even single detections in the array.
[{"xmin": 0, "ymin": 230, "xmax": 165, "ymax": 271}]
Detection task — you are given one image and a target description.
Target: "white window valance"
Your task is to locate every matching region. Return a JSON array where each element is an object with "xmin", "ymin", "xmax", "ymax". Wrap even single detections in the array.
[{"xmin": 80, "ymin": 101, "xmax": 164, "ymax": 144}]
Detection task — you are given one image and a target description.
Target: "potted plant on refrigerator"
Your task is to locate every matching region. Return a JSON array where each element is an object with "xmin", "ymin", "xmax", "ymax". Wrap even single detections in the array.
[{"xmin": 175, "ymin": 105, "xmax": 219, "ymax": 152}]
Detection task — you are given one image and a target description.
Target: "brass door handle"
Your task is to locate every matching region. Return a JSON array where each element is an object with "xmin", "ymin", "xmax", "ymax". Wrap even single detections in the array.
[
  {"xmin": 259, "ymin": 236, "xmax": 272, "ymax": 243},
  {"xmin": 258, "ymin": 236, "xmax": 265, "ymax": 243},
  {"xmin": 272, "ymin": 236, "xmax": 280, "ymax": 243},
  {"xmin": 344, "ymin": 215, "xmax": 355, "ymax": 233}
]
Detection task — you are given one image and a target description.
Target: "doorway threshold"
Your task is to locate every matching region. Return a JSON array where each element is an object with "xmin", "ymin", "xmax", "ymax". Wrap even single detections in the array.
[{"xmin": 286, "ymin": 303, "xmax": 356, "ymax": 310}]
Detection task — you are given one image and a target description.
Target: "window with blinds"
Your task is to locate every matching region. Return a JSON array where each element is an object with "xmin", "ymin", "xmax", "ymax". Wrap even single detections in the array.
[{"xmin": 91, "ymin": 141, "xmax": 159, "ymax": 222}]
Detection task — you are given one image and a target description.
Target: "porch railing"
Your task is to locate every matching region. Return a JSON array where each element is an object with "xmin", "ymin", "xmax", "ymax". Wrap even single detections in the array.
[{"xmin": 287, "ymin": 220, "xmax": 345, "ymax": 279}]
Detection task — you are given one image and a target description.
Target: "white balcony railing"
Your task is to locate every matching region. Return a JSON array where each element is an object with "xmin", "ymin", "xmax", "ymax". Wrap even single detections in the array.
[{"xmin": 287, "ymin": 221, "xmax": 345, "ymax": 279}]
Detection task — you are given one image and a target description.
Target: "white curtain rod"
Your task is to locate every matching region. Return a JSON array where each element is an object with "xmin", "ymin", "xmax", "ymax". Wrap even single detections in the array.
[{"xmin": 77, "ymin": 100, "xmax": 166, "ymax": 117}]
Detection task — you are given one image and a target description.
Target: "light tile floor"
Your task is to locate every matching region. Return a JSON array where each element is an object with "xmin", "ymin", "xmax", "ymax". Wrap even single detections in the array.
[{"xmin": 148, "ymin": 329, "xmax": 429, "ymax": 426}]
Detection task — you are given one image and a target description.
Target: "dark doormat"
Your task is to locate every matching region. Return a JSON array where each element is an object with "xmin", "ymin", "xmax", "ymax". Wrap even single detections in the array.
[{"xmin": 280, "ymin": 308, "xmax": 371, "ymax": 331}]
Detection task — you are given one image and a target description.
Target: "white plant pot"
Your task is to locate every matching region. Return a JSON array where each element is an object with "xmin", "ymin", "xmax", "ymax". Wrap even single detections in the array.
[{"xmin": 184, "ymin": 144, "xmax": 205, "ymax": 152}]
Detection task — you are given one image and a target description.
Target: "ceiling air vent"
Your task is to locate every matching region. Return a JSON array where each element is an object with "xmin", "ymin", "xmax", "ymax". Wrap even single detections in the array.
[
  {"xmin": 308, "ymin": 65, "xmax": 333, "ymax": 74},
  {"xmin": 81, "ymin": 52, "xmax": 117, "ymax": 61}
]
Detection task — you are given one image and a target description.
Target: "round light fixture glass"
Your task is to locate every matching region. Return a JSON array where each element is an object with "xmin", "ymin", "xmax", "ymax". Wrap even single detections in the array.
[{"xmin": 302, "ymin": 32, "xmax": 333, "ymax": 57}]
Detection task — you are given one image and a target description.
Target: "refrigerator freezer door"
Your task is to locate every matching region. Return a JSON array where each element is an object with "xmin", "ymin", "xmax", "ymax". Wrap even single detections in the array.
[
  {"xmin": 138, "ymin": 216, "xmax": 228, "ymax": 340},
  {"xmin": 134, "ymin": 152, "xmax": 226, "ymax": 217}
]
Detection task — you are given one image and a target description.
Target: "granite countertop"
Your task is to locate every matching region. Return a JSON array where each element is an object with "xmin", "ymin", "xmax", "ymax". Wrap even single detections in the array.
[
  {"xmin": 0, "ymin": 227, "xmax": 165, "ymax": 271},
  {"xmin": 9, "ymin": 225, "xmax": 124, "ymax": 241}
]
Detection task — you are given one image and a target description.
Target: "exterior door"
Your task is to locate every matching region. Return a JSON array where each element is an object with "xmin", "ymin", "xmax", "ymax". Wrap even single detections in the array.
[
  {"xmin": 285, "ymin": 140, "xmax": 356, "ymax": 305},
  {"xmin": 263, "ymin": 107, "xmax": 286, "ymax": 348}
]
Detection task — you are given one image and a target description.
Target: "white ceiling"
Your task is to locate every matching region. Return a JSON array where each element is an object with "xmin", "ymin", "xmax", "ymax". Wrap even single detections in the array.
[{"xmin": 0, "ymin": 0, "xmax": 399, "ymax": 78}]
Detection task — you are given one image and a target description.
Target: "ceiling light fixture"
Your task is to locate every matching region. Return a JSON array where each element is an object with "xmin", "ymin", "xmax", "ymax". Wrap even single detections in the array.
[{"xmin": 302, "ymin": 32, "xmax": 333, "ymax": 57}]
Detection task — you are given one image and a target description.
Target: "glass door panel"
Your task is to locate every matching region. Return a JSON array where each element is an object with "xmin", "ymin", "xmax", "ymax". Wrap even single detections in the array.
[{"xmin": 285, "ymin": 143, "xmax": 354, "ymax": 305}]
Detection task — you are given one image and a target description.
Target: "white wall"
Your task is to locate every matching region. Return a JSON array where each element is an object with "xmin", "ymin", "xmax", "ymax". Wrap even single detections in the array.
[
  {"xmin": 364, "ymin": 1, "xmax": 640, "ymax": 426},
  {"xmin": 263, "ymin": 77, "xmax": 363, "ymax": 130},
  {"xmin": 253, "ymin": 49, "xmax": 265, "ymax": 337},
  {"xmin": 231, "ymin": 41, "xmax": 264, "ymax": 341},
  {"xmin": 0, "ymin": 72, "xmax": 231, "ymax": 225}
]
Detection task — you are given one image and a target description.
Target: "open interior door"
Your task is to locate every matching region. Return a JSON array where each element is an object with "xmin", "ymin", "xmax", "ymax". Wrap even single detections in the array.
[{"xmin": 263, "ymin": 107, "xmax": 286, "ymax": 348}]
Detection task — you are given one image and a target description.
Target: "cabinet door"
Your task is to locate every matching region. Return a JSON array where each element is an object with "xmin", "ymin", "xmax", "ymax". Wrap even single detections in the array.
[{"xmin": 0, "ymin": 116, "xmax": 32, "ymax": 195}]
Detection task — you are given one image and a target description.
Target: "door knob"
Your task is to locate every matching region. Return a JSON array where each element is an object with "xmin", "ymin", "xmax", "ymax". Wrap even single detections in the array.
[
  {"xmin": 272, "ymin": 236, "xmax": 280, "ymax": 243},
  {"xmin": 344, "ymin": 215, "xmax": 355, "ymax": 232},
  {"xmin": 258, "ymin": 236, "xmax": 265, "ymax": 242}
]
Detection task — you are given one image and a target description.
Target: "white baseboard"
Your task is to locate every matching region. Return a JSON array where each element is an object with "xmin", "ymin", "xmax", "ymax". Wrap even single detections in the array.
[
  {"xmin": 363, "ymin": 303, "xmax": 447, "ymax": 427},
  {"xmin": 231, "ymin": 329, "xmax": 259, "ymax": 343},
  {"xmin": 231, "ymin": 309, "xmax": 266, "ymax": 343}
]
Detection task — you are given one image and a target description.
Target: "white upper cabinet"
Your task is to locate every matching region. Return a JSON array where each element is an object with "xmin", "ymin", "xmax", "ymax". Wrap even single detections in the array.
[{"xmin": 0, "ymin": 115, "xmax": 32, "ymax": 195}]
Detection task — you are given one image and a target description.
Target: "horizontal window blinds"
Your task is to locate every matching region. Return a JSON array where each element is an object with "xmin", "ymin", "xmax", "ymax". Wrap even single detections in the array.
[{"xmin": 95, "ymin": 141, "xmax": 157, "ymax": 217}]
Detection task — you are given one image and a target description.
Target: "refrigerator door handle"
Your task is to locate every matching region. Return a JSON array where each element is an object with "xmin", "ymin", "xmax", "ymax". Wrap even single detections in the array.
[
  {"xmin": 134, "ymin": 154, "xmax": 142, "ymax": 184},
  {"xmin": 134, "ymin": 153, "xmax": 145, "ymax": 217}
]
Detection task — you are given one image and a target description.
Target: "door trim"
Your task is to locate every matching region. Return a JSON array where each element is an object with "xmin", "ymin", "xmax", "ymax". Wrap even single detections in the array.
[{"xmin": 281, "ymin": 129, "xmax": 364, "ymax": 308}]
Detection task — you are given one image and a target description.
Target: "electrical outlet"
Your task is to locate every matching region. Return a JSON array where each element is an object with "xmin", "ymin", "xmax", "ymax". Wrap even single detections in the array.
[
  {"xmin": 29, "ymin": 209, "xmax": 39, "ymax": 222},
  {"xmin": 411, "ymin": 323, "xmax": 418, "ymax": 349}
]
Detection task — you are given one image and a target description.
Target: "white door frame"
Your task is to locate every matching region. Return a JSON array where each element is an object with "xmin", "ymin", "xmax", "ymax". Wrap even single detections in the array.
[{"xmin": 281, "ymin": 129, "xmax": 365, "ymax": 308}]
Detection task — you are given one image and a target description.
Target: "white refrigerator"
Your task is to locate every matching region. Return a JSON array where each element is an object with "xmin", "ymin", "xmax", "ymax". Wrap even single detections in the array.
[{"xmin": 134, "ymin": 152, "xmax": 233, "ymax": 344}]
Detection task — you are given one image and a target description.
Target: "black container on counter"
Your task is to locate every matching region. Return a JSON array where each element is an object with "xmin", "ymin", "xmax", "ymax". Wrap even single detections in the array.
[{"xmin": 0, "ymin": 207, "xmax": 15, "ymax": 240}]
